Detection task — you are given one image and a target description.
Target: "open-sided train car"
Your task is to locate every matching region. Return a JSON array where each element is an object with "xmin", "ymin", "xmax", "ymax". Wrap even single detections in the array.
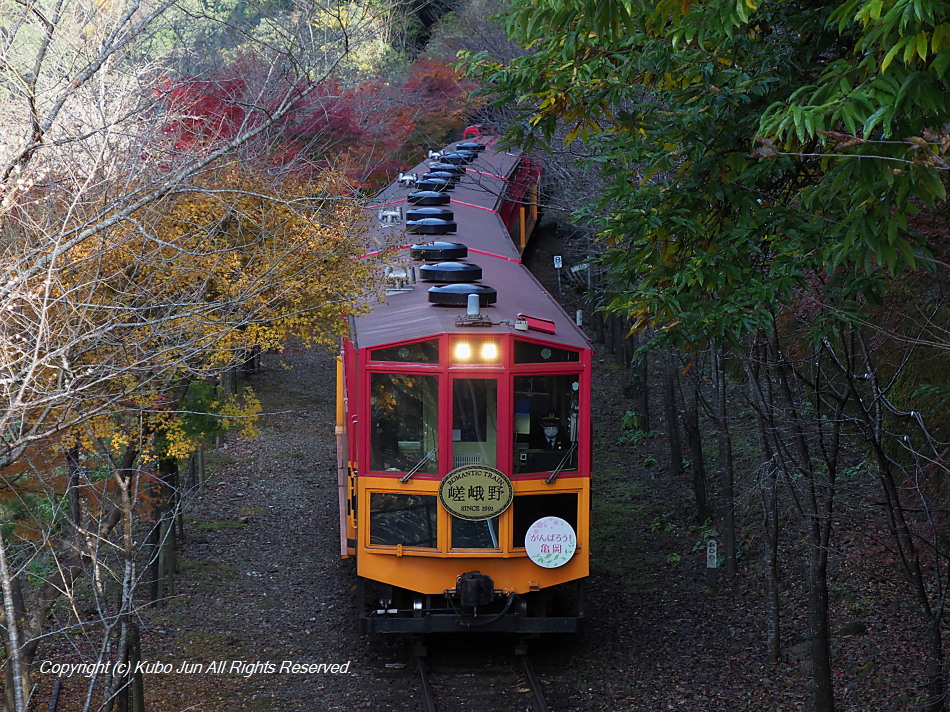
[{"xmin": 336, "ymin": 128, "xmax": 592, "ymax": 633}]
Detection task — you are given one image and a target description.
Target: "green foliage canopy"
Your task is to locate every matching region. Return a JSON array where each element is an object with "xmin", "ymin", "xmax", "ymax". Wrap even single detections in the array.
[{"xmin": 461, "ymin": 0, "xmax": 949, "ymax": 347}]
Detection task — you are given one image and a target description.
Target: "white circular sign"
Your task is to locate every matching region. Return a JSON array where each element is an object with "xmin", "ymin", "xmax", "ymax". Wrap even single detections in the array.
[{"xmin": 525, "ymin": 516, "xmax": 576, "ymax": 568}]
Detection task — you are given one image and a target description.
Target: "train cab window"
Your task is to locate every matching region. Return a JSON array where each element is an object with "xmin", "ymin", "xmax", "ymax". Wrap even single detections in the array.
[
  {"xmin": 451, "ymin": 516, "xmax": 500, "ymax": 549},
  {"xmin": 512, "ymin": 493, "xmax": 578, "ymax": 548},
  {"xmin": 512, "ymin": 374, "xmax": 579, "ymax": 473},
  {"xmin": 371, "ymin": 339, "xmax": 439, "ymax": 363},
  {"xmin": 513, "ymin": 341, "xmax": 579, "ymax": 364},
  {"xmin": 370, "ymin": 373, "xmax": 438, "ymax": 473},
  {"xmin": 452, "ymin": 379, "xmax": 497, "ymax": 469},
  {"xmin": 370, "ymin": 493, "xmax": 438, "ymax": 548}
]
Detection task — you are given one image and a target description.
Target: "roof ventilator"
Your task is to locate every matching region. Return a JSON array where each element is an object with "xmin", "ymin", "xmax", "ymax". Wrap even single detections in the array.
[
  {"xmin": 441, "ymin": 151, "xmax": 477, "ymax": 165},
  {"xmin": 418, "ymin": 261, "xmax": 482, "ymax": 283},
  {"xmin": 410, "ymin": 241, "xmax": 468, "ymax": 261},
  {"xmin": 415, "ymin": 177, "xmax": 454, "ymax": 192},
  {"xmin": 406, "ymin": 206, "xmax": 454, "ymax": 222},
  {"xmin": 377, "ymin": 206, "xmax": 402, "ymax": 226},
  {"xmin": 426, "ymin": 163, "xmax": 466, "ymax": 178},
  {"xmin": 407, "ymin": 191, "xmax": 451, "ymax": 206},
  {"xmin": 420, "ymin": 171, "xmax": 461, "ymax": 186},
  {"xmin": 427, "ymin": 283, "xmax": 496, "ymax": 328},
  {"xmin": 408, "ymin": 217, "xmax": 457, "ymax": 235},
  {"xmin": 383, "ymin": 263, "xmax": 415, "ymax": 294}
]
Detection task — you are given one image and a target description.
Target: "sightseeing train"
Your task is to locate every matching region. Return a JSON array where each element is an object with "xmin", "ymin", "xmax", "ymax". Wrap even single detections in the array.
[{"xmin": 335, "ymin": 127, "xmax": 592, "ymax": 633}]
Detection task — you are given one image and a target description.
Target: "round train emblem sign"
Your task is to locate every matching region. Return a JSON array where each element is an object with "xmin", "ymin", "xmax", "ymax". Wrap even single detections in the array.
[
  {"xmin": 438, "ymin": 465, "xmax": 514, "ymax": 521},
  {"xmin": 525, "ymin": 517, "xmax": 577, "ymax": 568}
]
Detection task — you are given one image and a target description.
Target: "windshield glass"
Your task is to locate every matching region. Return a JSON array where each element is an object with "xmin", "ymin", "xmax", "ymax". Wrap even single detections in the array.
[
  {"xmin": 370, "ymin": 373, "xmax": 439, "ymax": 473},
  {"xmin": 512, "ymin": 374, "xmax": 579, "ymax": 473}
]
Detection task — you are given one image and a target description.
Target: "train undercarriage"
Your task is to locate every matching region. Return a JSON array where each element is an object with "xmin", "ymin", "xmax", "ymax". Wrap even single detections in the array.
[{"xmin": 357, "ymin": 576, "xmax": 585, "ymax": 634}]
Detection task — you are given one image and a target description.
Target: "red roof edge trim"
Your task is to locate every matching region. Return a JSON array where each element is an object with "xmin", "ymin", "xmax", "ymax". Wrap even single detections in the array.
[
  {"xmin": 467, "ymin": 247, "xmax": 522, "ymax": 263},
  {"xmin": 466, "ymin": 169, "xmax": 509, "ymax": 181},
  {"xmin": 450, "ymin": 200, "xmax": 498, "ymax": 213},
  {"xmin": 366, "ymin": 199, "xmax": 407, "ymax": 209}
]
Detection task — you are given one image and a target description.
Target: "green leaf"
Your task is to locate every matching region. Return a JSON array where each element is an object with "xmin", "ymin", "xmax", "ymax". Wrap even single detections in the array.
[
  {"xmin": 886, "ymin": 216, "xmax": 898, "ymax": 246},
  {"xmin": 903, "ymin": 36, "xmax": 919, "ymax": 63},
  {"xmin": 791, "ymin": 104, "xmax": 804, "ymax": 142},
  {"xmin": 896, "ymin": 237, "xmax": 917, "ymax": 268},
  {"xmin": 917, "ymin": 169, "xmax": 947, "ymax": 203},
  {"xmin": 839, "ymin": 103, "xmax": 859, "ymax": 136},
  {"xmin": 931, "ymin": 50, "xmax": 950, "ymax": 77},
  {"xmin": 735, "ymin": 0, "xmax": 750, "ymax": 24},
  {"xmin": 933, "ymin": 23, "xmax": 950, "ymax": 52},
  {"xmin": 882, "ymin": 40, "xmax": 905, "ymax": 72},
  {"xmin": 916, "ymin": 31, "xmax": 929, "ymax": 60},
  {"xmin": 862, "ymin": 106, "xmax": 888, "ymax": 137}
]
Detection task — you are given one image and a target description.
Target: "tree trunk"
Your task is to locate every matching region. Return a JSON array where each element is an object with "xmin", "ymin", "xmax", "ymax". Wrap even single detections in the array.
[
  {"xmin": 592, "ymin": 307, "xmax": 605, "ymax": 344},
  {"xmin": 755, "ymin": 416, "xmax": 782, "ymax": 664},
  {"xmin": 620, "ymin": 319, "xmax": 635, "ymax": 367},
  {"xmin": 662, "ymin": 349, "xmax": 683, "ymax": 479},
  {"xmin": 745, "ymin": 339, "xmax": 782, "ymax": 663},
  {"xmin": 808, "ymin": 529, "xmax": 835, "ymax": 712},
  {"xmin": 117, "ymin": 623, "xmax": 146, "ymax": 712},
  {"xmin": 712, "ymin": 346, "xmax": 737, "ymax": 576},
  {"xmin": 923, "ymin": 619, "xmax": 946, "ymax": 712},
  {"xmin": 625, "ymin": 331, "xmax": 650, "ymax": 432},
  {"xmin": 850, "ymin": 332, "xmax": 947, "ymax": 712},
  {"xmin": 607, "ymin": 313, "xmax": 616, "ymax": 356},
  {"xmin": 66, "ymin": 446, "xmax": 82, "ymax": 529},
  {"xmin": 148, "ymin": 456, "xmax": 179, "ymax": 604},
  {"xmin": 683, "ymin": 372, "xmax": 710, "ymax": 522},
  {"xmin": 762, "ymin": 469, "xmax": 781, "ymax": 664},
  {"xmin": 0, "ymin": 538, "xmax": 27, "ymax": 712},
  {"xmin": 773, "ymin": 345, "xmax": 836, "ymax": 712},
  {"xmin": 222, "ymin": 365, "xmax": 238, "ymax": 396}
]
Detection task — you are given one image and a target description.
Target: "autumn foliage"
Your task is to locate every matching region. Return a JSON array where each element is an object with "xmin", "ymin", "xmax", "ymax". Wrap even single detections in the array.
[{"xmin": 162, "ymin": 56, "xmax": 481, "ymax": 187}]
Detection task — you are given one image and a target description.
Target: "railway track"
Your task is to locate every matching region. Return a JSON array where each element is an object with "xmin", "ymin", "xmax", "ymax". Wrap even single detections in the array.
[
  {"xmin": 364, "ymin": 633, "xmax": 591, "ymax": 711},
  {"xmin": 413, "ymin": 636, "xmax": 555, "ymax": 712}
]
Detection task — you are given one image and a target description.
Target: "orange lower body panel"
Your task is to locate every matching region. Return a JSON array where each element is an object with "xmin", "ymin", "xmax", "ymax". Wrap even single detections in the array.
[
  {"xmin": 355, "ymin": 475, "xmax": 590, "ymax": 595},
  {"xmin": 356, "ymin": 548, "xmax": 589, "ymax": 596}
]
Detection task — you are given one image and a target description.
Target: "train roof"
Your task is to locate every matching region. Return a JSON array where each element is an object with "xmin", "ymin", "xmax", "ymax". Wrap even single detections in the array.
[{"xmin": 351, "ymin": 138, "xmax": 590, "ymax": 352}]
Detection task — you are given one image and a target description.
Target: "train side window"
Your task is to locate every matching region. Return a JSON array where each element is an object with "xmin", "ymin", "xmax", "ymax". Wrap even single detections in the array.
[
  {"xmin": 513, "ymin": 341, "xmax": 579, "ymax": 364},
  {"xmin": 370, "ymin": 373, "xmax": 439, "ymax": 473},
  {"xmin": 370, "ymin": 493, "xmax": 438, "ymax": 548},
  {"xmin": 512, "ymin": 493, "xmax": 578, "ymax": 548},
  {"xmin": 451, "ymin": 516, "xmax": 500, "ymax": 550},
  {"xmin": 371, "ymin": 339, "xmax": 439, "ymax": 363},
  {"xmin": 512, "ymin": 374, "xmax": 579, "ymax": 473}
]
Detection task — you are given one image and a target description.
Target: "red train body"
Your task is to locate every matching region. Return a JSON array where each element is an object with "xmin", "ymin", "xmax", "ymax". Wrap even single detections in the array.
[{"xmin": 336, "ymin": 130, "xmax": 592, "ymax": 633}]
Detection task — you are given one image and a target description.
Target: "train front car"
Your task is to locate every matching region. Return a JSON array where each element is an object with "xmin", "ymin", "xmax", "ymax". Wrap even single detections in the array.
[{"xmin": 337, "ymin": 132, "xmax": 592, "ymax": 633}]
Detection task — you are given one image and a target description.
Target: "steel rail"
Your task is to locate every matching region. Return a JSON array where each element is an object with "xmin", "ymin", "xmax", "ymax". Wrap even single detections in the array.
[
  {"xmin": 415, "ymin": 655, "xmax": 437, "ymax": 712},
  {"xmin": 520, "ymin": 654, "xmax": 550, "ymax": 712},
  {"xmin": 415, "ymin": 647, "xmax": 550, "ymax": 712}
]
